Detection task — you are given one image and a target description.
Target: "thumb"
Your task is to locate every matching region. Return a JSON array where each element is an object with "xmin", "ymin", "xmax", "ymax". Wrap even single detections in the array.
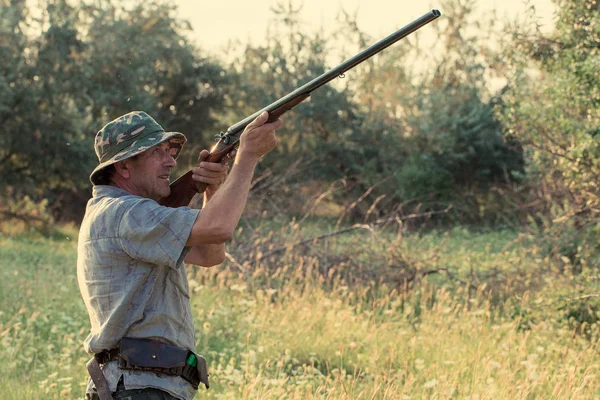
[{"xmin": 197, "ymin": 149, "xmax": 210, "ymax": 164}]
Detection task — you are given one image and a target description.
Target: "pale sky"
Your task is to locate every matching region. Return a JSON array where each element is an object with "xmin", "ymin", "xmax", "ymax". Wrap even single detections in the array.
[{"xmin": 175, "ymin": 0, "xmax": 556, "ymax": 53}]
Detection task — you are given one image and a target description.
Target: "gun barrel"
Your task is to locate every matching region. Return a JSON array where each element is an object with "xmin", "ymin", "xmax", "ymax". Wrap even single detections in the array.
[{"xmin": 226, "ymin": 9, "xmax": 441, "ymax": 136}]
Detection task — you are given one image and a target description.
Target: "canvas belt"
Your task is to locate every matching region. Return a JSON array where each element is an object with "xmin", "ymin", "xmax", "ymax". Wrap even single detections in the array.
[
  {"xmin": 87, "ymin": 338, "xmax": 209, "ymax": 400},
  {"xmin": 95, "ymin": 348, "xmax": 120, "ymax": 364}
]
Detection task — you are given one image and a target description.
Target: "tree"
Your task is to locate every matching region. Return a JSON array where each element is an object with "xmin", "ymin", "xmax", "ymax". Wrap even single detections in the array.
[
  {"xmin": 82, "ymin": 1, "xmax": 229, "ymax": 150},
  {"xmin": 0, "ymin": 0, "xmax": 229, "ymax": 222},
  {"xmin": 337, "ymin": 0, "xmax": 525, "ymax": 222},
  {"xmin": 498, "ymin": 0, "xmax": 600, "ymax": 265},
  {"xmin": 221, "ymin": 1, "xmax": 363, "ymax": 177},
  {"xmin": 0, "ymin": 0, "xmax": 92, "ymax": 221}
]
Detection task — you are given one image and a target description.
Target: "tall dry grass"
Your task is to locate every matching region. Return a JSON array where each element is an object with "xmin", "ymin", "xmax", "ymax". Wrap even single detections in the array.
[{"xmin": 0, "ymin": 220, "xmax": 598, "ymax": 399}]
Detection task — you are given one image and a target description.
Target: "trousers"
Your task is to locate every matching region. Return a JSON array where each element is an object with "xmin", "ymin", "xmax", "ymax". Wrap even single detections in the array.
[{"xmin": 86, "ymin": 378, "xmax": 179, "ymax": 400}]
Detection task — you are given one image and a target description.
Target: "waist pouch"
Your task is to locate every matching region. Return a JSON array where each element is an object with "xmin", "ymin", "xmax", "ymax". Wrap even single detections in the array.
[{"xmin": 116, "ymin": 337, "xmax": 209, "ymax": 390}]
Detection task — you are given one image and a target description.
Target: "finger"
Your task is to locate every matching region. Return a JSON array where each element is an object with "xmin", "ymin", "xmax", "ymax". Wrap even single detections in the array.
[
  {"xmin": 262, "ymin": 117, "xmax": 283, "ymax": 131},
  {"xmin": 191, "ymin": 174, "xmax": 225, "ymax": 185},
  {"xmin": 197, "ymin": 149, "xmax": 210, "ymax": 164},
  {"xmin": 196, "ymin": 162, "xmax": 228, "ymax": 172},
  {"xmin": 247, "ymin": 111, "xmax": 269, "ymax": 129},
  {"xmin": 192, "ymin": 167, "xmax": 227, "ymax": 178}
]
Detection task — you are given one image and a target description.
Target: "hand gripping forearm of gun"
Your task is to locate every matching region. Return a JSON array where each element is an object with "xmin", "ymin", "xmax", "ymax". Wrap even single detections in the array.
[{"xmin": 159, "ymin": 9, "xmax": 441, "ymax": 208}]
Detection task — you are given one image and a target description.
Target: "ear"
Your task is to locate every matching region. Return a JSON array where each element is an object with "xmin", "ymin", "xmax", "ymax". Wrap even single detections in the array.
[{"xmin": 113, "ymin": 160, "xmax": 131, "ymax": 179}]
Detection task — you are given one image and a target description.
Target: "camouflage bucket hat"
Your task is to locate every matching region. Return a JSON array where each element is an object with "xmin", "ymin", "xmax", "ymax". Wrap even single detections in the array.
[{"xmin": 90, "ymin": 111, "xmax": 186, "ymax": 185}]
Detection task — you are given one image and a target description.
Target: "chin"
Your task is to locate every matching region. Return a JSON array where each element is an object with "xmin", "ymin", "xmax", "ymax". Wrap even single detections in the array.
[
  {"xmin": 158, "ymin": 180, "xmax": 171, "ymax": 196},
  {"xmin": 160, "ymin": 185, "xmax": 171, "ymax": 198}
]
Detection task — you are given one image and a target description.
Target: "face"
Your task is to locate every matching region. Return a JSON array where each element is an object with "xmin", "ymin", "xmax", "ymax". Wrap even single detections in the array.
[{"xmin": 125, "ymin": 141, "xmax": 178, "ymax": 201}]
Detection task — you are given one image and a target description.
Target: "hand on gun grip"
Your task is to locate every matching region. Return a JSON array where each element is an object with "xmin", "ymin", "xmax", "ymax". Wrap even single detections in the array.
[
  {"xmin": 192, "ymin": 149, "xmax": 234, "ymax": 195},
  {"xmin": 238, "ymin": 111, "xmax": 282, "ymax": 161}
]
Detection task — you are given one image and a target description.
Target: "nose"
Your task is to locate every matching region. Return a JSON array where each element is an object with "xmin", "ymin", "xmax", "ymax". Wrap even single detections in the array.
[{"xmin": 164, "ymin": 153, "xmax": 176, "ymax": 168}]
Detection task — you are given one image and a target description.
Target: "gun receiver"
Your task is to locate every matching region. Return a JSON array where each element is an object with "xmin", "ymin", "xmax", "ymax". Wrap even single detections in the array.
[{"xmin": 159, "ymin": 9, "xmax": 441, "ymax": 207}]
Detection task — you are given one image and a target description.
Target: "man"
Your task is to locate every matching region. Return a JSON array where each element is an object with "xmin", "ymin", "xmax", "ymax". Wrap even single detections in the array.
[{"xmin": 77, "ymin": 110, "xmax": 282, "ymax": 400}]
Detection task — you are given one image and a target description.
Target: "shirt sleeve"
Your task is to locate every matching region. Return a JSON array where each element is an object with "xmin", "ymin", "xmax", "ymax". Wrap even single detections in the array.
[{"xmin": 118, "ymin": 198, "xmax": 200, "ymax": 268}]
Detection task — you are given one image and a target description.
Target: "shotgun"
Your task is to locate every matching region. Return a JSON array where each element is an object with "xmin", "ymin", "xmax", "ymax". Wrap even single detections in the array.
[{"xmin": 160, "ymin": 9, "xmax": 441, "ymax": 208}]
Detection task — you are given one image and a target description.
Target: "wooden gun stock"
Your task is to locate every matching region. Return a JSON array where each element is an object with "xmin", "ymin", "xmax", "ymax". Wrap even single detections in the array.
[{"xmin": 157, "ymin": 170, "xmax": 197, "ymax": 208}]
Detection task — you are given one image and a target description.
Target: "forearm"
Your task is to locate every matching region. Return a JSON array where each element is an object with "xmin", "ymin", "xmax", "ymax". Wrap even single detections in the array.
[
  {"xmin": 202, "ymin": 189, "xmax": 214, "ymax": 208},
  {"xmin": 184, "ymin": 243, "xmax": 225, "ymax": 267},
  {"xmin": 186, "ymin": 153, "xmax": 258, "ymax": 246},
  {"xmin": 184, "ymin": 193, "xmax": 224, "ymax": 265}
]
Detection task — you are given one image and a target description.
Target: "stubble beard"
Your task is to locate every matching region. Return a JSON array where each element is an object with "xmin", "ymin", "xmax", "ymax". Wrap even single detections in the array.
[
  {"xmin": 133, "ymin": 175, "xmax": 170, "ymax": 202},
  {"xmin": 153, "ymin": 178, "xmax": 171, "ymax": 201}
]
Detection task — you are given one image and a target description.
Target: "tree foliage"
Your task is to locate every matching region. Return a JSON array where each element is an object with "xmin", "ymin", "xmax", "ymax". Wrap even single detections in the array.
[
  {"xmin": 0, "ymin": 0, "xmax": 539, "ymax": 226},
  {"xmin": 327, "ymin": 0, "xmax": 525, "ymax": 221},
  {"xmin": 498, "ymin": 0, "xmax": 600, "ymax": 265},
  {"xmin": 0, "ymin": 0, "xmax": 228, "ymax": 220},
  {"xmin": 217, "ymin": 0, "xmax": 525, "ymax": 224},
  {"xmin": 221, "ymin": 1, "xmax": 362, "ymax": 177}
]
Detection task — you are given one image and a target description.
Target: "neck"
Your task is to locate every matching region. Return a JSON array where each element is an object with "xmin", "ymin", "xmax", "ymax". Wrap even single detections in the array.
[{"xmin": 110, "ymin": 178, "xmax": 151, "ymax": 200}]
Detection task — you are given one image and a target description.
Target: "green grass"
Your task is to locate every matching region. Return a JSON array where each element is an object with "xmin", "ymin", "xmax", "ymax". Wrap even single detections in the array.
[{"xmin": 0, "ymin": 223, "xmax": 598, "ymax": 399}]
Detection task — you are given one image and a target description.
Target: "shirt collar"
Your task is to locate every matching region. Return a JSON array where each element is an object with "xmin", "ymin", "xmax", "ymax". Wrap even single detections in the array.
[{"xmin": 92, "ymin": 185, "xmax": 135, "ymax": 199}]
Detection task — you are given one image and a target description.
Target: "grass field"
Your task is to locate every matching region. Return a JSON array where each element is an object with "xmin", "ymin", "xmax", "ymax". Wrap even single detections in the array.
[{"xmin": 0, "ymin": 221, "xmax": 598, "ymax": 399}]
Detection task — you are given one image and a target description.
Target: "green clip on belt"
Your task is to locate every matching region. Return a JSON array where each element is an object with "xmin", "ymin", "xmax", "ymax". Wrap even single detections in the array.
[{"xmin": 186, "ymin": 353, "xmax": 198, "ymax": 367}]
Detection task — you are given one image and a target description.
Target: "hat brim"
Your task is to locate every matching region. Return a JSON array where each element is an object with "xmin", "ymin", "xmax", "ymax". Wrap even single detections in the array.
[{"xmin": 90, "ymin": 130, "xmax": 186, "ymax": 185}]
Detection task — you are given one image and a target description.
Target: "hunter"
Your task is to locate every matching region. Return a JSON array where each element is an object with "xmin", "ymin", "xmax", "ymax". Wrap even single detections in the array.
[{"xmin": 77, "ymin": 110, "xmax": 281, "ymax": 399}]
